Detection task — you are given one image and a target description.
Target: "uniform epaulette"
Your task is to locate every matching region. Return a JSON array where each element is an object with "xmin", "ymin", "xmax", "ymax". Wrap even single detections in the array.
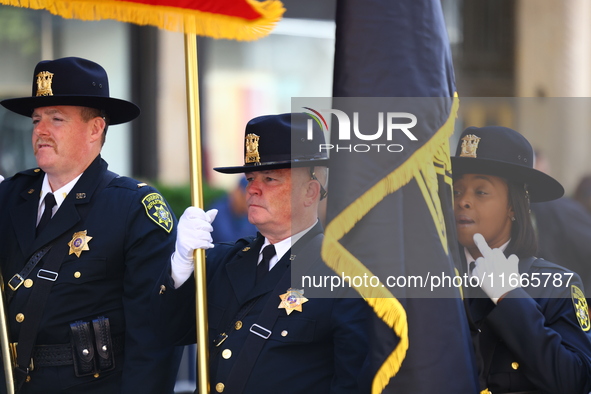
[
  {"xmin": 108, "ymin": 176, "xmax": 153, "ymax": 192},
  {"xmin": 219, "ymin": 236, "xmax": 256, "ymax": 250},
  {"xmin": 13, "ymin": 168, "xmax": 44, "ymax": 178},
  {"xmin": 237, "ymin": 235, "xmax": 257, "ymax": 247},
  {"xmin": 533, "ymin": 258, "xmax": 575, "ymax": 274}
]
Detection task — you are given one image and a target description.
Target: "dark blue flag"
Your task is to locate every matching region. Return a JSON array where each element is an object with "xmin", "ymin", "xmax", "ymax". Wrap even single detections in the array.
[{"xmin": 323, "ymin": 0, "xmax": 480, "ymax": 392}]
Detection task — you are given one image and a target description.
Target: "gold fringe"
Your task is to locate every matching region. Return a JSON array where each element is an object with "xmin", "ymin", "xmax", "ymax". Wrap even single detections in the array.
[
  {"xmin": 0, "ymin": 0, "xmax": 285, "ymax": 41},
  {"xmin": 321, "ymin": 94, "xmax": 460, "ymax": 394},
  {"xmin": 367, "ymin": 297, "xmax": 409, "ymax": 393},
  {"xmin": 415, "ymin": 166, "xmax": 448, "ymax": 255},
  {"xmin": 415, "ymin": 136, "xmax": 454, "ymax": 256}
]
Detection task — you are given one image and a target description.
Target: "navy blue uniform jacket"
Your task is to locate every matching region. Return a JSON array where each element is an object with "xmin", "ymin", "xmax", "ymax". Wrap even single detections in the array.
[
  {"xmin": 532, "ymin": 198, "xmax": 591, "ymax": 303},
  {"xmin": 0, "ymin": 156, "xmax": 181, "ymax": 393},
  {"xmin": 467, "ymin": 255, "xmax": 591, "ymax": 394},
  {"xmin": 153, "ymin": 222, "xmax": 370, "ymax": 393}
]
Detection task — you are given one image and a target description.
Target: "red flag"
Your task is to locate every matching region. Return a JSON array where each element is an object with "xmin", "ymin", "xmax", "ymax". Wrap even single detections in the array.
[{"xmin": 0, "ymin": 0, "xmax": 284, "ymax": 40}]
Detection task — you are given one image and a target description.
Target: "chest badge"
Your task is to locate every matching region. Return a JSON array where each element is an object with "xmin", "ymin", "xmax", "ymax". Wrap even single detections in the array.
[
  {"xmin": 68, "ymin": 230, "xmax": 92, "ymax": 257},
  {"xmin": 278, "ymin": 288, "xmax": 308, "ymax": 315},
  {"xmin": 571, "ymin": 285, "xmax": 590, "ymax": 332}
]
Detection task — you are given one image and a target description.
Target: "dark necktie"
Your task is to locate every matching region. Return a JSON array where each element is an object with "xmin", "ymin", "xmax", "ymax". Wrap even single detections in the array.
[
  {"xmin": 36, "ymin": 193, "xmax": 56, "ymax": 236},
  {"xmin": 256, "ymin": 244, "xmax": 276, "ymax": 284}
]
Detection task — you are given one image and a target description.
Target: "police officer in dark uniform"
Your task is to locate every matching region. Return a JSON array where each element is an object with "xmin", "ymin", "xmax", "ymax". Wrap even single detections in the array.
[
  {"xmin": 452, "ymin": 126, "xmax": 591, "ymax": 394},
  {"xmin": 0, "ymin": 57, "xmax": 182, "ymax": 393},
  {"xmin": 153, "ymin": 113, "xmax": 370, "ymax": 393}
]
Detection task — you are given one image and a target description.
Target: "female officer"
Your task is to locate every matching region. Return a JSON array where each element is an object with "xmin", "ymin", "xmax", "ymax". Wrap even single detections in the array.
[{"xmin": 452, "ymin": 126, "xmax": 591, "ymax": 394}]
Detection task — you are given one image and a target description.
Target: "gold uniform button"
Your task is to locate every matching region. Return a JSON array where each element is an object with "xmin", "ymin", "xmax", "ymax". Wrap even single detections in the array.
[
  {"xmin": 215, "ymin": 382, "xmax": 225, "ymax": 392},
  {"xmin": 16, "ymin": 313, "xmax": 24, "ymax": 323},
  {"xmin": 159, "ymin": 285, "xmax": 166, "ymax": 295},
  {"xmin": 281, "ymin": 330, "xmax": 288, "ymax": 337},
  {"xmin": 511, "ymin": 361, "xmax": 519, "ymax": 370},
  {"xmin": 235, "ymin": 321, "xmax": 242, "ymax": 330},
  {"xmin": 222, "ymin": 349, "xmax": 232, "ymax": 359},
  {"xmin": 74, "ymin": 272, "xmax": 81, "ymax": 279},
  {"xmin": 23, "ymin": 279, "xmax": 33, "ymax": 288}
]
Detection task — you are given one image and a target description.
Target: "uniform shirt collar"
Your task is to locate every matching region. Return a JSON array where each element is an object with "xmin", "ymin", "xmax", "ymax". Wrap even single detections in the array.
[
  {"xmin": 38, "ymin": 173, "xmax": 83, "ymax": 222},
  {"xmin": 259, "ymin": 220, "xmax": 318, "ymax": 270}
]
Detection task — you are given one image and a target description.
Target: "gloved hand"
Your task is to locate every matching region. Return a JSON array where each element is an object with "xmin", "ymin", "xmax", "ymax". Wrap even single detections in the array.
[
  {"xmin": 0, "ymin": 175, "xmax": 4, "ymax": 184},
  {"xmin": 471, "ymin": 233, "xmax": 520, "ymax": 304},
  {"xmin": 171, "ymin": 207, "xmax": 218, "ymax": 288}
]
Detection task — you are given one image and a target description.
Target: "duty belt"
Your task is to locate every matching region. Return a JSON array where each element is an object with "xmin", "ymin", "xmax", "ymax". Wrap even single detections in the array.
[{"xmin": 10, "ymin": 335, "xmax": 124, "ymax": 368}]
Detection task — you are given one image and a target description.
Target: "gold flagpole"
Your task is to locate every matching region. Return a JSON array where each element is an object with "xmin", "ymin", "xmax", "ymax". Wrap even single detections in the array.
[
  {"xmin": 184, "ymin": 33, "xmax": 210, "ymax": 394},
  {"xmin": 0, "ymin": 273, "xmax": 15, "ymax": 394}
]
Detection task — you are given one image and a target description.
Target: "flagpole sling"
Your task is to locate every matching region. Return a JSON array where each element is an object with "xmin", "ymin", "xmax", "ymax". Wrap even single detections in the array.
[{"xmin": 184, "ymin": 33, "xmax": 210, "ymax": 394}]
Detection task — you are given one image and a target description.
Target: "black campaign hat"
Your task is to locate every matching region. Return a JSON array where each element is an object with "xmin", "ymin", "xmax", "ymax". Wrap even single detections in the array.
[
  {"xmin": 1, "ymin": 57, "xmax": 139, "ymax": 125},
  {"xmin": 451, "ymin": 126, "xmax": 564, "ymax": 202},
  {"xmin": 214, "ymin": 113, "xmax": 329, "ymax": 174}
]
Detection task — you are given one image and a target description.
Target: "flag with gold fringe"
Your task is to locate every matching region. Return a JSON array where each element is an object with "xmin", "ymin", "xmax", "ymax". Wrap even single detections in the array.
[
  {"xmin": 0, "ymin": 0, "xmax": 284, "ymax": 40},
  {"xmin": 323, "ymin": 0, "xmax": 480, "ymax": 392}
]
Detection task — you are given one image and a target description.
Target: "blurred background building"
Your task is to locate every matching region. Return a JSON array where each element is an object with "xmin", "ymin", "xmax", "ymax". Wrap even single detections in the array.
[
  {"xmin": 2, "ymin": 0, "xmax": 591, "ymax": 195},
  {"xmin": 2, "ymin": 0, "xmax": 591, "ymax": 391}
]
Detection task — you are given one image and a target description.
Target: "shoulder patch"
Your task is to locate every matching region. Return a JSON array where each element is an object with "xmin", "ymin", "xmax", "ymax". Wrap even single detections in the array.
[
  {"xmin": 142, "ymin": 193, "xmax": 174, "ymax": 233},
  {"xmin": 571, "ymin": 285, "xmax": 590, "ymax": 332}
]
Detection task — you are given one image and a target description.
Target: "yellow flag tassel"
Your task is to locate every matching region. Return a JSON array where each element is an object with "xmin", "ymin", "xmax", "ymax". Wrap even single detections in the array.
[{"xmin": 0, "ymin": 0, "xmax": 285, "ymax": 41}]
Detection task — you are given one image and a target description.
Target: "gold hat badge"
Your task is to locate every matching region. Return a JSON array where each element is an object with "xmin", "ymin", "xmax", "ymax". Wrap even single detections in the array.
[
  {"xmin": 245, "ymin": 133, "xmax": 261, "ymax": 164},
  {"xmin": 460, "ymin": 134, "xmax": 481, "ymax": 158},
  {"xmin": 36, "ymin": 71, "xmax": 54, "ymax": 97}
]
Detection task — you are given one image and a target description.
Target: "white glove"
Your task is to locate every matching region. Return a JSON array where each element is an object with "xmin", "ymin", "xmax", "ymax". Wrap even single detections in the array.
[
  {"xmin": 471, "ymin": 233, "xmax": 520, "ymax": 304},
  {"xmin": 171, "ymin": 207, "xmax": 218, "ymax": 288},
  {"xmin": 0, "ymin": 175, "xmax": 4, "ymax": 184}
]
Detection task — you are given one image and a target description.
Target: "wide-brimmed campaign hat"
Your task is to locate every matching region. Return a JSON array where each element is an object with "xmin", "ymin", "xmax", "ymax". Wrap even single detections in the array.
[
  {"xmin": 451, "ymin": 126, "xmax": 564, "ymax": 202},
  {"xmin": 214, "ymin": 112, "xmax": 329, "ymax": 174},
  {"xmin": 1, "ymin": 57, "xmax": 139, "ymax": 125}
]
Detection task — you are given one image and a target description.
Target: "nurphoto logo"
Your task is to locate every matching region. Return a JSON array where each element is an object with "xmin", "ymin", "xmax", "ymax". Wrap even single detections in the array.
[{"xmin": 303, "ymin": 107, "xmax": 418, "ymax": 153}]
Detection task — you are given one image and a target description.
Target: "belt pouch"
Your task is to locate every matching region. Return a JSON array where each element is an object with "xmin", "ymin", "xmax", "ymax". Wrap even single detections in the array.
[
  {"xmin": 70, "ymin": 320, "xmax": 96, "ymax": 377},
  {"xmin": 92, "ymin": 316, "xmax": 115, "ymax": 372}
]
